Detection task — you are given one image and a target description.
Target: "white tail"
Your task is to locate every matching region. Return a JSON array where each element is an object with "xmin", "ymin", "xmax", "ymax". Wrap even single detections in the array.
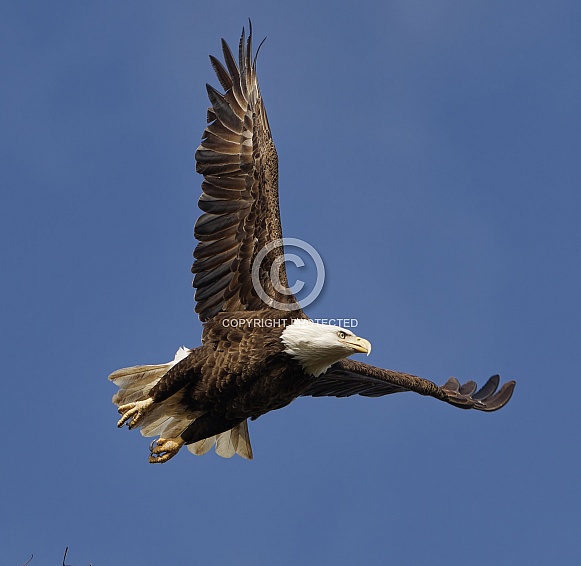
[
  {"xmin": 108, "ymin": 346, "xmax": 192, "ymax": 405},
  {"xmin": 188, "ymin": 420, "xmax": 253, "ymax": 460},
  {"xmin": 109, "ymin": 347, "xmax": 253, "ymax": 460}
]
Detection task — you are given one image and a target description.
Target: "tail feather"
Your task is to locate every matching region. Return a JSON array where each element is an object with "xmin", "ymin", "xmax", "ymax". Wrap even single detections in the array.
[
  {"xmin": 109, "ymin": 346, "xmax": 192, "ymax": 406},
  {"xmin": 140, "ymin": 410, "xmax": 193, "ymax": 438},
  {"xmin": 215, "ymin": 420, "xmax": 253, "ymax": 460},
  {"xmin": 216, "ymin": 425, "xmax": 239, "ymax": 458},
  {"xmin": 187, "ymin": 420, "xmax": 253, "ymax": 460},
  {"xmin": 110, "ymin": 364, "xmax": 169, "ymax": 405},
  {"xmin": 109, "ymin": 363, "xmax": 169, "ymax": 390},
  {"xmin": 158, "ymin": 416, "xmax": 196, "ymax": 440},
  {"xmin": 188, "ymin": 437, "xmax": 214, "ymax": 456},
  {"xmin": 137, "ymin": 391, "xmax": 200, "ymax": 437},
  {"xmin": 236, "ymin": 420, "xmax": 253, "ymax": 460}
]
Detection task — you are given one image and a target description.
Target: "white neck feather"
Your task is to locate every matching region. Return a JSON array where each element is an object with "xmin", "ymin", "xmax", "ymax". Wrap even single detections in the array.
[{"xmin": 281, "ymin": 319, "xmax": 352, "ymax": 377}]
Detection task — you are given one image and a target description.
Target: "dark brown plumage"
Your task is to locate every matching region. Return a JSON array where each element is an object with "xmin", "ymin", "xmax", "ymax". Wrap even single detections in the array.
[
  {"xmin": 193, "ymin": 28, "xmax": 297, "ymax": 321},
  {"xmin": 109, "ymin": 24, "xmax": 515, "ymax": 464}
]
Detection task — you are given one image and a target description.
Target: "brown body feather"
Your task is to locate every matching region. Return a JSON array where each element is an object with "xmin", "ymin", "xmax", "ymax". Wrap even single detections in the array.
[{"xmin": 149, "ymin": 311, "xmax": 311, "ymax": 421}]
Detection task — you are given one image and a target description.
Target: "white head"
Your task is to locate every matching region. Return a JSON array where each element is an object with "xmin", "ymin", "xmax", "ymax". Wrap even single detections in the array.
[{"xmin": 281, "ymin": 319, "xmax": 372, "ymax": 377}]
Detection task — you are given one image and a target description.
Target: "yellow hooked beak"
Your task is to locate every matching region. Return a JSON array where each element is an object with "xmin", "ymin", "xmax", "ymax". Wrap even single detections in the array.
[{"xmin": 342, "ymin": 334, "xmax": 372, "ymax": 356}]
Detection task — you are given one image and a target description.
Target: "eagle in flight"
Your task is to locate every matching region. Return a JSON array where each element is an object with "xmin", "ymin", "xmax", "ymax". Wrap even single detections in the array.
[{"xmin": 109, "ymin": 24, "xmax": 515, "ymax": 463}]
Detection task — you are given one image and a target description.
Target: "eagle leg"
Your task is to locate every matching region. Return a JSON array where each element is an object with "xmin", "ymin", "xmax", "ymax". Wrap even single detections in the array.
[
  {"xmin": 148, "ymin": 437, "xmax": 185, "ymax": 464},
  {"xmin": 116, "ymin": 398, "xmax": 154, "ymax": 429},
  {"xmin": 180, "ymin": 413, "xmax": 244, "ymax": 445}
]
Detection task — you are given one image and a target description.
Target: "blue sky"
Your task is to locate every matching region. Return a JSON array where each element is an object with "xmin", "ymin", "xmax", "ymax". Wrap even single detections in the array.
[{"xmin": 2, "ymin": 1, "xmax": 580, "ymax": 564}]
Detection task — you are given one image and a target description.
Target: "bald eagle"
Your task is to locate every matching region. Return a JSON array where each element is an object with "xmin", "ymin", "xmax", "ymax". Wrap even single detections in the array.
[{"xmin": 109, "ymin": 25, "xmax": 515, "ymax": 463}]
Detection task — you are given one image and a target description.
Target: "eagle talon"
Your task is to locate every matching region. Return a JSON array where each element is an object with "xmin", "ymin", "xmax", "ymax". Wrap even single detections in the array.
[
  {"xmin": 148, "ymin": 437, "xmax": 185, "ymax": 464},
  {"xmin": 116, "ymin": 398, "xmax": 154, "ymax": 428}
]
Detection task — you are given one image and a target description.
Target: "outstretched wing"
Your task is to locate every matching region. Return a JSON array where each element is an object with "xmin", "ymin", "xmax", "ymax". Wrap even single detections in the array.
[
  {"xmin": 193, "ymin": 25, "xmax": 301, "ymax": 321},
  {"xmin": 302, "ymin": 359, "xmax": 516, "ymax": 412}
]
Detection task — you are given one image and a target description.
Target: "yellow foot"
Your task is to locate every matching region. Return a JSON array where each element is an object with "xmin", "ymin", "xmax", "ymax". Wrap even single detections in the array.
[
  {"xmin": 117, "ymin": 398, "xmax": 154, "ymax": 429},
  {"xmin": 148, "ymin": 437, "xmax": 185, "ymax": 464}
]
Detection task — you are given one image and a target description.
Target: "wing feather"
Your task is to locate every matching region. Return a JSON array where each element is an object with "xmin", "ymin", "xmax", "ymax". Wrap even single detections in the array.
[
  {"xmin": 193, "ymin": 25, "xmax": 303, "ymax": 321},
  {"xmin": 209, "ymin": 55, "xmax": 233, "ymax": 91},
  {"xmin": 198, "ymin": 194, "xmax": 252, "ymax": 214},
  {"xmin": 302, "ymin": 359, "xmax": 516, "ymax": 412}
]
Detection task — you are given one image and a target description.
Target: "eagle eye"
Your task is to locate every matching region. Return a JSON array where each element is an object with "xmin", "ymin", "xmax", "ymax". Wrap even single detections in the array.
[{"xmin": 337, "ymin": 331, "xmax": 346, "ymax": 339}]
